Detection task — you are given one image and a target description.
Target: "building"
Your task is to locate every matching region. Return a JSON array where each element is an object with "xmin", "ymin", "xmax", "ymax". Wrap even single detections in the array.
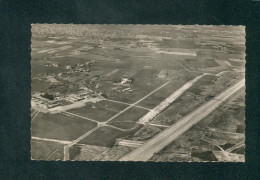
[
  {"xmin": 120, "ymin": 77, "xmax": 133, "ymax": 87},
  {"xmin": 66, "ymin": 65, "xmax": 72, "ymax": 69}
]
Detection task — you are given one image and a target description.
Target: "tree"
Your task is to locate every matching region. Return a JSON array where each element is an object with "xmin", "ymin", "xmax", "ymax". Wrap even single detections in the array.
[{"xmin": 41, "ymin": 93, "xmax": 54, "ymax": 100}]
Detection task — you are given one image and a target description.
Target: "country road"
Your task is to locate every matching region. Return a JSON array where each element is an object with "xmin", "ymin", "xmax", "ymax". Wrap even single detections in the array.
[{"xmin": 119, "ymin": 78, "xmax": 245, "ymax": 161}]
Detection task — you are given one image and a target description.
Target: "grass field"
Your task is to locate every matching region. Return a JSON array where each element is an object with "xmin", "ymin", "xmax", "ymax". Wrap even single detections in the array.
[
  {"xmin": 99, "ymin": 145, "xmax": 135, "ymax": 161},
  {"xmin": 137, "ymin": 80, "xmax": 188, "ymax": 109},
  {"xmin": 78, "ymin": 123, "xmax": 144, "ymax": 148},
  {"xmin": 78, "ymin": 126, "xmax": 125, "ymax": 147},
  {"xmin": 151, "ymin": 72, "xmax": 244, "ymax": 126},
  {"xmin": 150, "ymin": 75, "xmax": 216, "ymax": 125},
  {"xmin": 31, "ymin": 139, "xmax": 64, "ymax": 160},
  {"xmin": 107, "ymin": 76, "xmax": 165, "ymax": 104},
  {"xmin": 31, "ymin": 62, "xmax": 68, "ymax": 75},
  {"xmin": 31, "ymin": 108, "xmax": 36, "ymax": 115},
  {"xmin": 228, "ymin": 60, "xmax": 245, "ymax": 67},
  {"xmin": 32, "ymin": 112, "xmax": 97, "ymax": 141},
  {"xmin": 31, "ymin": 79, "xmax": 52, "ymax": 92},
  {"xmin": 107, "ymin": 106, "xmax": 149, "ymax": 129},
  {"xmin": 129, "ymin": 125, "xmax": 166, "ymax": 141},
  {"xmin": 69, "ymin": 144, "xmax": 110, "ymax": 161},
  {"xmin": 67, "ymin": 100, "xmax": 128, "ymax": 122}
]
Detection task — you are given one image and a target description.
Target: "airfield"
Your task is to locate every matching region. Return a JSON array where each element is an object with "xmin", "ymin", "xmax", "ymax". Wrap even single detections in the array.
[{"xmin": 31, "ymin": 25, "xmax": 245, "ymax": 161}]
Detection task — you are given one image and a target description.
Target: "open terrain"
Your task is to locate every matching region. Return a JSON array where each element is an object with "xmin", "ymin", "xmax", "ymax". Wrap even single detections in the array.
[
  {"xmin": 67, "ymin": 100, "xmax": 128, "ymax": 122},
  {"xmin": 32, "ymin": 112, "xmax": 97, "ymax": 141},
  {"xmin": 120, "ymin": 79, "xmax": 244, "ymax": 161},
  {"xmin": 31, "ymin": 25, "xmax": 245, "ymax": 161},
  {"xmin": 150, "ymin": 88, "xmax": 245, "ymax": 162},
  {"xmin": 31, "ymin": 139, "xmax": 65, "ymax": 160}
]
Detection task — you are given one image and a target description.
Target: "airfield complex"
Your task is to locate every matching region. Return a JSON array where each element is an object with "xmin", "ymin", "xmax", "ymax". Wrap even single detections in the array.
[{"xmin": 31, "ymin": 25, "xmax": 245, "ymax": 162}]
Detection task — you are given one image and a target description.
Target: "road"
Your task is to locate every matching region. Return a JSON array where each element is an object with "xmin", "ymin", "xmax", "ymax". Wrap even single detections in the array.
[
  {"xmin": 31, "ymin": 136, "xmax": 72, "ymax": 144},
  {"xmin": 119, "ymin": 78, "xmax": 245, "ymax": 161},
  {"xmin": 104, "ymin": 99, "xmax": 151, "ymax": 111},
  {"xmin": 31, "ymin": 111, "xmax": 39, "ymax": 122},
  {"xmin": 62, "ymin": 81, "xmax": 170, "ymax": 160},
  {"xmin": 104, "ymin": 81, "xmax": 170, "ymax": 124}
]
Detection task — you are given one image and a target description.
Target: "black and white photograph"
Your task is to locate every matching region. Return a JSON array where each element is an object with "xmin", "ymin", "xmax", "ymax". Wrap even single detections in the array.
[{"xmin": 31, "ymin": 24, "xmax": 246, "ymax": 162}]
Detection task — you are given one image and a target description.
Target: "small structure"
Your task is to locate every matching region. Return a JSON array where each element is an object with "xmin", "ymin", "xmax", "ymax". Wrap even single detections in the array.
[
  {"xmin": 65, "ymin": 65, "xmax": 72, "ymax": 69},
  {"xmin": 67, "ymin": 94, "xmax": 85, "ymax": 102},
  {"xmin": 52, "ymin": 63, "xmax": 58, "ymax": 67},
  {"xmin": 47, "ymin": 101, "xmax": 62, "ymax": 109},
  {"xmin": 120, "ymin": 77, "xmax": 133, "ymax": 86}
]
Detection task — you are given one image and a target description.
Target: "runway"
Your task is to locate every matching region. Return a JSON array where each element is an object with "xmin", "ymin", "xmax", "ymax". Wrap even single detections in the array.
[{"xmin": 119, "ymin": 78, "xmax": 245, "ymax": 161}]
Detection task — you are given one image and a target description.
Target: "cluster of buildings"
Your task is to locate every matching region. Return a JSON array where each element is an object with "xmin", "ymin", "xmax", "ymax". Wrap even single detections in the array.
[
  {"xmin": 44, "ymin": 63, "xmax": 59, "ymax": 67},
  {"xmin": 31, "ymin": 93, "xmax": 63, "ymax": 109},
  {"xmin": 65, "ymin": 88, "xmax": 96, "ymax": 103},
  {"xmin": 31, "ymin": 85, "xmax": 101, "ymax": 110},
  {"xmin": 65, "ymin": 61, "xmax": 94, "ymax": 73},
  {"xmin": 65, "ymin": 63, "xmax": 91, "ymax": 73},
  {"xmin": 112, "ymin": 77, "xmax": 134, "ymax": 92}
]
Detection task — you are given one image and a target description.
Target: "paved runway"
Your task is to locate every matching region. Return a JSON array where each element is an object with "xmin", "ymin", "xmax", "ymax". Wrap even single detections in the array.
[{"xmin": 119, "ymin": 79, "xmax": 245, "ymax": 161}]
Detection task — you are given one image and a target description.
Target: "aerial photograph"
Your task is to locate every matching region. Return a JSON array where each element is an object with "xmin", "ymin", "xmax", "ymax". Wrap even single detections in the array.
[{"xmin": 31, "ymin": 24, "xmax": 245, "ymax": 162}]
